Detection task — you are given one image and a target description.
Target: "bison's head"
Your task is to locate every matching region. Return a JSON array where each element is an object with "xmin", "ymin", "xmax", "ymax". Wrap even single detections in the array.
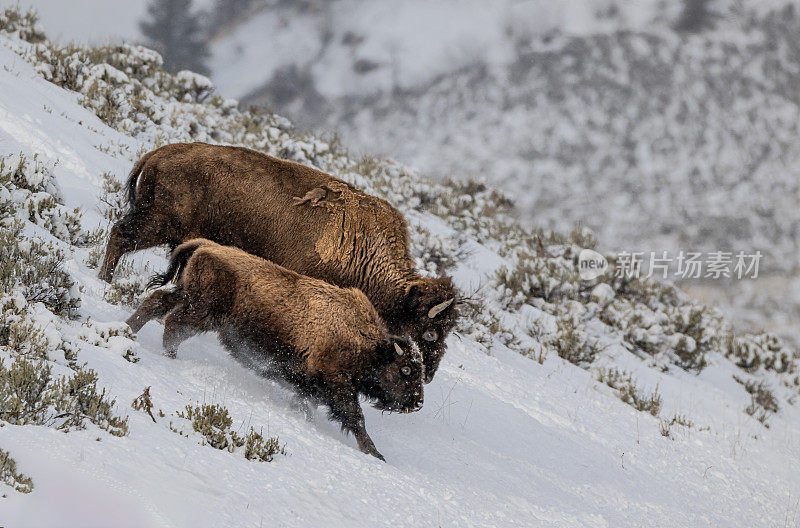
[
  {"xmin": 361, "ymin": 336, "xmax": 424, "ymax": 413},
  {"xmin": 399, "ymin": 276, "xmax": 459, "ymax": 384}
]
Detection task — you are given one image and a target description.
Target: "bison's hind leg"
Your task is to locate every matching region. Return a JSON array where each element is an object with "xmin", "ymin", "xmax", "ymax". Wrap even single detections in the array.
[
  {"xmin": 126, "ymin": 288, "xmax": 183, "ymax": 333},
  {"xmin": 99, "ymin": 221, "xmax": 135, "ymax": 282},
  {"xmin": 99, "ymin": 211, "xmax": 179, "ymax": 282}
]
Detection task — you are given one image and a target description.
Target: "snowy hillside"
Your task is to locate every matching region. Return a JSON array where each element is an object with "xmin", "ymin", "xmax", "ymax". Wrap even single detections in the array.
[
  {"xmin": 1, "ymin": 8, "xmax": 800, "ymax": 527},
  {"xmin": 207, "ymin": 0, "xmax": 800, "ymax": 349},
  {"xmin": 213, "ymin": 0, "xmax": 800, "ymax": 269},
  {"xmin": 318, "ymin": 7, "xmax": 800, "ymax": 270}
]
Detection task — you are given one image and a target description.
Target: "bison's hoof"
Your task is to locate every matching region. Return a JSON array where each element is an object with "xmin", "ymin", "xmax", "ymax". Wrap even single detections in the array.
[{"xmin": 360, "ymin": 445, "xmax": 385, "ymax": 461}]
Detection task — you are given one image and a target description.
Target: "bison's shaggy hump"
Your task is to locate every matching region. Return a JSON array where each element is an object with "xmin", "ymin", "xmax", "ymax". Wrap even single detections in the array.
[{"xmin": 295, "ymin": 181, "xmax": 417, "ymax": 288}]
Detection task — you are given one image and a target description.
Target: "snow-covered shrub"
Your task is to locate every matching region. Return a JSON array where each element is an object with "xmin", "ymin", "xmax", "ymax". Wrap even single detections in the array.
[
  {"xmin": 83, "ymin": 229, "xmax": 107, "ymax": 270},
  {"xmin": 411, "ymin": 227, "xmax": 459, "ymax": 276},
  {"xmin": 551, "ymin": 314, "xmax": 597, "ymax": 366},
  {"xmin": 175, "ymin": 403, "xmax": 236, "ymax": 449},
  {"xmin": 0, "ymin": 154, "xmax": 86, "ymax": 246},
  {"xmin": 91, "ymin": 44, "xmax": 164, "ymax": 82},
  {"xmin": 98, "ymin": 171, "xmax": 127, "ymax": 225},
  {"xmin": 0, "ymin": 222, "xmax": 80, "ymax": 317},
  {"xmin": 78, "ymin": 320, "xmax": 138, "ymax": 363},
  {"xmin": 243, "ymin": 428, "xmax": 285, "ymax": 462},
  {"xmin": 726, "ymin": 333, "xmax": 796, "ymax": 376},
  {"xmin": 0, "ymin": 292, "xmax": 79, "ymax": 369},
  {"xmin": 668, "ymin": 305, "xmax": 720, "ymax": 371},
  {"xmin": 596, "ymin": 368, "xmax": 663, "ymax": 417},
  {"xmin": 0, "ymin": 301, "xmax": 49, "ymax": 361},
  {"xmin": 495, "ymin": 248, "xmax": 581, "ymax": 307},
  {"xmin": 0, "ymin": 448, "xmax": 33, "ymax": 495},
  {"xmin": 103, "ymin": 258, "xmax": 150, "ymax": 307},
  {"xmin": 431, "ymin": 178, "xmax": 514, "ymax": 221},
  {"xmin": 83, "ymin": 171, "xmax": 127, "ymax": 270},
  {"xmin": 5, "ymin": 153, "xmax": 60, "ymax": 197},
  {"xmin": 173, "ymin": 403, "xmax": 285, "ymax": 462},
  {"xmin": 0, "ymin": 7, "xmax": 44, "ymax": 44},
  {"xmin": 734, "ymin": 375, "xmax": 779, "ymax": 428},
  {"xmin": 0, "ymin": 356, "xmax": 129, "ymax": 436},
  {"xmin": 172, "ymin": 70, "xmax": 214, "ymax": 102}
]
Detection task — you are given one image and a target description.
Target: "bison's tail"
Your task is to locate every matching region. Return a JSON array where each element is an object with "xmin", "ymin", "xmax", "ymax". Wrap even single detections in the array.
[{"xmin": 148, "ymin": 239, "xmax": 206, "ymax": 289}]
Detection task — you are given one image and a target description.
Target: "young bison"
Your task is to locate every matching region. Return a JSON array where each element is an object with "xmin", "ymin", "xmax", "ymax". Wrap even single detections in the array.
[
  {"xmin": 127, "ymin": 238, "xmax": 424, "ymax": 460},
  {"xmin": 100, "ymin": 142, "xmax": 457, "ymax": 383}
]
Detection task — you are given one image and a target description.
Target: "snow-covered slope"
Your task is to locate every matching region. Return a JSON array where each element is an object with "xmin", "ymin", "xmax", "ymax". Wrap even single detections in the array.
[
  {"xmin": 1, "ymin": 10, "xmax": 800, "ymax": 527},
  {"xmin": 208, "ymin": 0, "xmax": 800, "ymax": 349}
]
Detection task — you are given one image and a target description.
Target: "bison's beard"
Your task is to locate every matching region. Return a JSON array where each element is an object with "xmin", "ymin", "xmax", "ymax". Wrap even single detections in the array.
[
  {"xmin": 374, "ymin": 400, "xmax": 423, "ymax": 414},
  {"xmin": 361, "ymin": 385, "xmax": 423, "ymax": 414}
]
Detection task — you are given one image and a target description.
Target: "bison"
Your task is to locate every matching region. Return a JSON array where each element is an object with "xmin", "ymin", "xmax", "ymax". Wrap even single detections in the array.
[
  {"xmin": 101, "ymin": 142, "xmax": 457, "ymax": 383},
  {"xmin": 126, "ymin": 238, "xmax": 424, "ymax": 460}
]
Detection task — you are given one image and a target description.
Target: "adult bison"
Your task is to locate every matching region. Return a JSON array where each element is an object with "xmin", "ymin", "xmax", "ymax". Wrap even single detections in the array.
[{"xmin": 101, "ymin": 143, "xmax": 457, "ymax": 382}]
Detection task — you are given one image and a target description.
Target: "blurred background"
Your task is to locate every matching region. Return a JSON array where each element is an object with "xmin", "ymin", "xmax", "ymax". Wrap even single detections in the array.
[{"xmin": 12, "ymin": 0, "xmax": 800, "ymax": 347}]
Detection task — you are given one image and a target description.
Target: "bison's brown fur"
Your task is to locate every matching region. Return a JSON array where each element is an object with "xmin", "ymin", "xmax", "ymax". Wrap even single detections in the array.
[
  {"xmin": 127, "ymin": 239, "xmax": 424, "ymax": 460},
  {"xmin": 101, "ymin": 142, "xmax": 457, "ymax": 382}
]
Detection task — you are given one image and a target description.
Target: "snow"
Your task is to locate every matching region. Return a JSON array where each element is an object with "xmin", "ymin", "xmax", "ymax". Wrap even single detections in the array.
[
  {"xmin": 1, "ymin": 16, "xmax": 800, "ymax": 528},
  {"xmin": 209, "ymin": 0, "xmax": 671, "ymax": 101},
  {"xmin": 590, "ymin": 283, "xmax": 614, "ymax": 306},
  {"xmin": 210, "ymin": 7, "xmax": 324, "ymax": 100}
]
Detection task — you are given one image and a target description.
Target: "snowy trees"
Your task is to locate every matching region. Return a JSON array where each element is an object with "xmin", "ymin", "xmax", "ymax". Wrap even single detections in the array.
[
  {"xmin": 675, "ymin": 0, "xmax": 716, "ymax": 33},
  {"xmin": 140, "ymin": 0, "xmax": 210, "ymax": 74},
  {"xmin": 209, "ymin": 0, "xmax": 254, "ymax": 32}
]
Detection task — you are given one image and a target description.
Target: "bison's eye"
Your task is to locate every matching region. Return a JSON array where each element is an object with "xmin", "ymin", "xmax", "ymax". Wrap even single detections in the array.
[
  {"xmin": 422, "ymin": 329, "xmax": 438, "ymax": 342},
  {"xmin": 401, "ymin": 366, "xmax": 412, "ymax": 376}
]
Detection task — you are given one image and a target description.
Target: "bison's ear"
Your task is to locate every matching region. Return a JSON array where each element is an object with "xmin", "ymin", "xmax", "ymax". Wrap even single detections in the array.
[{"xmin": 405, "ymin": 284, "xmax": 422, "ymax": 313}]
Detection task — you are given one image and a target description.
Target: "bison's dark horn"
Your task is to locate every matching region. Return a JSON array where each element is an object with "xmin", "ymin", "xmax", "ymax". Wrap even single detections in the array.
[
  {"xmin": 427, "ymin": 298, "xmax": 454, "ymax": 319},
  {"xmin": 394, "ymin": 342, "xmax": 404, "ymax": 356}
]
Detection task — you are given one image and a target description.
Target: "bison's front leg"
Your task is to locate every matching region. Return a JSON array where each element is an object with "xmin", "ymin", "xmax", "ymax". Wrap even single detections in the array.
[
  {"xmin": 161, "ymin": 303, "xmax": 204, "ymax": 358},
  {"xmin": 126, "ymin": 288, "xmax": 183, "ymax": 333},
  {"xmin": 327, "ymin": 385, "xmax": 384, "ymax": 461}
]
